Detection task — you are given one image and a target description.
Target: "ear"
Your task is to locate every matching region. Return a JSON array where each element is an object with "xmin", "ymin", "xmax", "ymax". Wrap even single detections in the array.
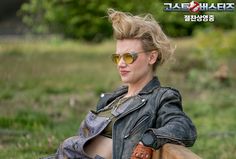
[{"xmin": 148, "ymin": 51, "xmax": 158, "ymax": 65}]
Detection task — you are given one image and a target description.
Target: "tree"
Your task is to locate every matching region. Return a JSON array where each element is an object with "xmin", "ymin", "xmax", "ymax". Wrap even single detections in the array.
[{"xmin": 20, "ymin": 0, "xmax": 236, "ymax": 42}]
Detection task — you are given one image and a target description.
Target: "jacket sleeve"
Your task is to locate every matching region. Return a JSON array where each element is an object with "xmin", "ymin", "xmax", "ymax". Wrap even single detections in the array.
[{"xmin": 142, "ymin": 88, "xmax": 197, "ymax": 149}]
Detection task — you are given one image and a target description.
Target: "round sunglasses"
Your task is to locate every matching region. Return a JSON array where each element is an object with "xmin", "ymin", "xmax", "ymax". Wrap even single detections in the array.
[{"xmin": 111, "ymin": 51, "xmax": 149, "ymax": 65}]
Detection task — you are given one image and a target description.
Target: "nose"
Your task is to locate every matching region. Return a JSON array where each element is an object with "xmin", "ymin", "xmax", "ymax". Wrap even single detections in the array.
[{"xmin": 117, "ymin": 56, "xmax": 127, "ymax": 67}]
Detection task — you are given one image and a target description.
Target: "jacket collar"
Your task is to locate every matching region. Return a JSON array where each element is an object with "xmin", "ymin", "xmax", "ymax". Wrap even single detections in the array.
[
  {"xmin": 97, "ymin": 76, "xmax": 160, "ymax": 110},
  {"xmin": 139, "ymin": 76, "xmax": 161, "ymax": 95}
]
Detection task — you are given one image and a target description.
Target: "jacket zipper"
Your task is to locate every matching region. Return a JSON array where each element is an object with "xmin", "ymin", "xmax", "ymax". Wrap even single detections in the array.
[
  {"xmin": 112, "ymin": 96, "xmax": 147, "ymax": 159},
  {"xmin": 124, "ymin": 115, "xmax": 150, "ymax": 139}
]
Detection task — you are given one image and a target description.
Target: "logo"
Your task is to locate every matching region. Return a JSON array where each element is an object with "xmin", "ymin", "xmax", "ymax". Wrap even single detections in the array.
[
  {"xmin": 164, "ymin": 1, "xmax": 235, "ymax": 22},
  {"xmin": 164, "ymin": 2, "xmax": 234, "ymax": 12},
  {"xmin": 188, "ymin": 1, "xmax": 200, "ymax": 13}
]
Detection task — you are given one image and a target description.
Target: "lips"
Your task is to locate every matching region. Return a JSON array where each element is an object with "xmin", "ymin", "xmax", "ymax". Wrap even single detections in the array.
[{"xmin": 119, "ymin": 70, "xmax": 130, "ymax": 76}]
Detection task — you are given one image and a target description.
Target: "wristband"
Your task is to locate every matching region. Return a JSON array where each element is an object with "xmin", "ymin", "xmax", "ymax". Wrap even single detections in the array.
[{"xmin": 131, "ymin": 143, "xmax": 153, "ymax": 159}]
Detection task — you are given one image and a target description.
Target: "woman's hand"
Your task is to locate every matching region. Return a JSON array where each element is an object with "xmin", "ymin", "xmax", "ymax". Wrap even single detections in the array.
[{"xmin": 130, "ymin": 142, "xmax": 153, "ymax": 159}]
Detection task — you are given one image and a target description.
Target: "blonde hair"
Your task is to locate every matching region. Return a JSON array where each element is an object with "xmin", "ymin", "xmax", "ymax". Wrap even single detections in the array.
[{"xmin": 107, "ymin": 8, "xmax": 174, "ymax": 70}]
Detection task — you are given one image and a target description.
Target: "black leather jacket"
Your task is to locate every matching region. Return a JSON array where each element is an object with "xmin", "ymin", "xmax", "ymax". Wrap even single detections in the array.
[{"xmin": 96, "ymin": 77, "xmax": 197, "ymax": 159}]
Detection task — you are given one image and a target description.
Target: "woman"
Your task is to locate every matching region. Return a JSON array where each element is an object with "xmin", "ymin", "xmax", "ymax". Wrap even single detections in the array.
[{"xmin": 53, "ymin": 8, "xmax": 197, "ymax": 159}]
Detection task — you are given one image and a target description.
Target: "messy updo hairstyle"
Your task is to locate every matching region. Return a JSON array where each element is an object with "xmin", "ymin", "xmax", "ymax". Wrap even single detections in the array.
[{"xmin": 107, "ymin": 8, "xmax": 174, "ymax": 71}]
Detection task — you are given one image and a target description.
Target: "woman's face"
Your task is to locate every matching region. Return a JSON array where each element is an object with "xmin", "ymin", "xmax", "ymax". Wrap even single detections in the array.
[{"xmin": 115, "ymin": 39, "xmax": 155, "ymax": 85}]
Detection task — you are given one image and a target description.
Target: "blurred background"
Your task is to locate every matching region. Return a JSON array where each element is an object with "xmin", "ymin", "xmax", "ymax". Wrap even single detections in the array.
[{"xmin": 0, "ymin": 0, "xmax": 235, "ymax": 159}]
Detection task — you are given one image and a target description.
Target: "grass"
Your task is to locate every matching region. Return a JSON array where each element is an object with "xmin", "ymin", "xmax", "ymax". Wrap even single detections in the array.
[{"xmin": 0, "ymin": 32, "xmax": 236, "ymax": 159}]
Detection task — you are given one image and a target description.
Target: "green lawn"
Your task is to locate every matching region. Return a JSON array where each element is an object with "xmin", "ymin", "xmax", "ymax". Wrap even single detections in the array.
[{"xmin": 0, "ymin": 32, "xmax": 236, "ymax": 159}]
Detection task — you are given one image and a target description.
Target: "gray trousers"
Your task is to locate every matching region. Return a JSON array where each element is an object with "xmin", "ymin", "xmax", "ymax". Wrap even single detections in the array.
[
  {"xmin": 41, "ymin": 136, "xmax": 105, "ymax": 159},
  {"xmin": 55, "ymin": 110, "xmax": 111, "ymax": 159},
  {"xmin": 41, "ymin": 110, "xmax": 111, "ymax": 159},
  {"xmin": 55, "ymin": 136, "xmax": 92, "ymax": 159}
]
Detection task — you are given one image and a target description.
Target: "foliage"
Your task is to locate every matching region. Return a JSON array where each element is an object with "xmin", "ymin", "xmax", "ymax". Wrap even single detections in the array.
[
  {"xmin": 20, "ymin": 0, "xmax": 236, "ymax": 42},
  {"xmin": 168, "ymin": 29, "xmax": 236, "ymax": 92},
  {"xmin": 194, "ymin": 29, "xmax": 236, "ymax": 59}
]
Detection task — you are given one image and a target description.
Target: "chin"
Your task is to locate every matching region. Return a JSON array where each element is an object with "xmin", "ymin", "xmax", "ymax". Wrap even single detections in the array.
[
  {"xmin": 120, "ymin": 75, "xmax": 135, "ymax": 84},
  {"xmin": 120, "ymin": 76, "xmax": 131, "ymax": 84}
]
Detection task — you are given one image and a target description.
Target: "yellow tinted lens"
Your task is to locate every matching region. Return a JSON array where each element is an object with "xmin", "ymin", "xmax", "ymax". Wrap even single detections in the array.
[
  {"xmin": 112, "ymin": 54, "xmax": 120, "ymax": 64},
  {"xmin": 123, "ymin": 53, "xmax": 134, "ymax": 64}
]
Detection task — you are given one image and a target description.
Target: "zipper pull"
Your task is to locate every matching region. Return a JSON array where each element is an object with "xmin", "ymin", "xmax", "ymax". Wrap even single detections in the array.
[{"xmin": 124, "ymin": 134, "xmax": 130, "ymax": 139}]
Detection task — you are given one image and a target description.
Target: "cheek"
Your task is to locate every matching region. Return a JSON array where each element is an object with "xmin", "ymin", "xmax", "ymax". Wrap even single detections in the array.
[
  {"xmin": 137, "ymin": 56, "xmax": 149, "ymax": 68},
  {"xmin": 131, "ymin": 58, "xmax": 149, "ymax": 72}
]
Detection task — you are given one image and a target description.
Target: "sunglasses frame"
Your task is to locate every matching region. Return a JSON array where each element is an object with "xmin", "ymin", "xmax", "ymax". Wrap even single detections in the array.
[{"xmin": 111, "ymin": 51, "xmax": 146, "ymax": 65}]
